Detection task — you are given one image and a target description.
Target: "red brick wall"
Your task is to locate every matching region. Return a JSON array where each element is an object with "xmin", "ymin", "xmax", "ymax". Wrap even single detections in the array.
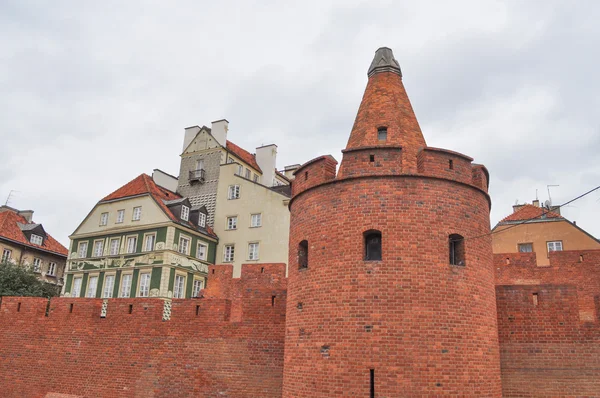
[
  {"xmin": 0, "ymin": 263, "xmax": 287, "ymax": 398},
  {"xmin": 284, "ymin": 173, "xmax": 502, "ymax": 397},
  {"xmin": 496, "ymin": 250, "xmax": 600, "ymax": 396}
]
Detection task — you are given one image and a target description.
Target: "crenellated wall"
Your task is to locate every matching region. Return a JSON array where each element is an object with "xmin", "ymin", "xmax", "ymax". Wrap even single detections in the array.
[{"xmin": 0, "ymin": 263, "xmax": 287, "ymax": 398}]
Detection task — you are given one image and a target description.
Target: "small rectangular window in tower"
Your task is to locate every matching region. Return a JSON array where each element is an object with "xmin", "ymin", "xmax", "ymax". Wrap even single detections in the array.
[
  {"xmin": 532, "ymin": 293, "xmax": 539, "ymax": 306},
  {"xmin": 448, "ymin": 159, "xmax": 454, "ymax": 170},
  {"xmin": 369, "ymin": 154, "xmax": 375, "ymax": 162},
  {"xmin": 377, "ymin": 127, "xmax": 387, "ymax": 141}
]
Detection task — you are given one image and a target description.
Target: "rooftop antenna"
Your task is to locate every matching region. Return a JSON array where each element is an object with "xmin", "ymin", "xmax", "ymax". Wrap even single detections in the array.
[
  {"xmin": 547, "ymin": 184, "xmax": 559, "ymax": 206},
  {"xmin": 4, "ymin": 190, "xmax": 19, "ymax": 206}
]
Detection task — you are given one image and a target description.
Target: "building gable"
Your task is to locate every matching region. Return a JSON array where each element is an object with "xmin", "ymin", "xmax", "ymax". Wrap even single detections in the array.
[{"xmin": 182, "ymin": 129, "xmax": 222, "ymax": 155}]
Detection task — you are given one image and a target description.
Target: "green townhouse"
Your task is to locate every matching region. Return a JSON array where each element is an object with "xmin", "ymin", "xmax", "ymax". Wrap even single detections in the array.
[{"xmin": 63, "ymin": 173, "xmax": 218, "ymax": 299}]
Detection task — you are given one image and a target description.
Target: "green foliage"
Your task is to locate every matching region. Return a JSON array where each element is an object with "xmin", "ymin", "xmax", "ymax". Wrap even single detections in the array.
[{"xmin": 0, "ymin": 261, "xmax": 60, "ymax": 298}]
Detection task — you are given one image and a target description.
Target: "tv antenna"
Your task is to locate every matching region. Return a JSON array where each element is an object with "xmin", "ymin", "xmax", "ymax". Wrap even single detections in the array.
[
  {"xmin": 4, "ymin": 190, "xmax": 19, "ymax": 206},
  {"xmin": 547, "ymin": 184, "xmax": 559, "ymax": 207}
]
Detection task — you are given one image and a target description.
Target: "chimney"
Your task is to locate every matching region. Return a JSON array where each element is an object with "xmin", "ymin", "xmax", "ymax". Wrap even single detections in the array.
[
  {"xmin": 182, "ymin": 126, "xmax": 201, "ymax": 152},
  {"xmin": 284, "ymin": 164, "xmax": 301, "ymax": 180},
  {"xmin": 255, "ymin": 144, "xmax": 278, "ymax": 186},
  {"xmin": 211, "ymin": 119, "xmax": 229, "ymax": 147},
  {"xmin": 532, "ymin": 199, "xmax": 540, "ymax": 207},
  {"xmin": 512, "ymin": 204, "xmax": 525, "ymax": 213},
  {"xmin": 17, "ymin": 210, "xmax": 34, "ymax": 223}
]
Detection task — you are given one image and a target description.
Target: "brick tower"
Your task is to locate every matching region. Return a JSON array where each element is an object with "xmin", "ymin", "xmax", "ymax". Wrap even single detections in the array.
[{"xmin": 283, "ymin": 47, "xmax": 502, "ymax": 397}]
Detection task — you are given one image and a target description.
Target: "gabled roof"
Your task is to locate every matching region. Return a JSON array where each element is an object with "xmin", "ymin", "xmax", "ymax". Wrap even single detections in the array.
[
  {"xmin": 98, "ymin": 174, "xmax": 217, "ymax": 238},
  {"xmin": 275, "ymin": 169, "xmax": 290, "ymax": 183},
  {"xmin": 0, "ymin": 211, "xmax": 68, "ymax": 257},
  {"xmin": 226, "ymin": 140, "xmax": 262, "ymax": 173},
  {"xmin": 499, "ymin": 204, "xmax": 562, "ymax": 223}
]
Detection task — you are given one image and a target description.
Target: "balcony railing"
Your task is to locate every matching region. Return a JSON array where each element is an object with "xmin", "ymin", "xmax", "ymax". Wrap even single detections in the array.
[{"xmin": 189, "ymin": 169, "xmax": 206, "ymax": 183}]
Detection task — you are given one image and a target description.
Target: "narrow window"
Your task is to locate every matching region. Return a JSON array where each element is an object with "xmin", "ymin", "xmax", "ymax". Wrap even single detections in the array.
[
  {"xmin": 103, "ymin": 275, "xmax": 115, "ymax": 298},
  {"xmin": 370, "ymin": 369, "xmax": 375, "ymax": 398},
  {"xmin": 245, "ymin": 168, "xmax": 251, "ymax": 179},
  {"xmin": 224, "ymin": 245, "xmax": 235, "ymax": 262},
  {"xmin": 116, "ymin": 209, "xmax": 125, "ymax": 223},
  {"xmin": 93, "ymin": 240, "xmax": 104, "ymax": 257},
  {"xmin": 178, "ymin": 236, "xmax": 190, "ymax": 255},
  {"xmin": 1, "ymin": 249, "xmax": 12, "ymax": 262},
  {"xmin": 144, "ymin": 234, "xmax": 156, "ymax": 252},
  {"xmin": 248, "ymin": 242, "xmax": 260, "ymax": 260},
  {"xmin": 69, "ymin": 303, "xmax": 74, "ymax": 313},
  {"xmin": 532, "ymin": 293, "xmax": 539, "ymax": 306},
  {"xmin": 120, "ymin": 274, "xmax": 132, "ymax": 298},
  {"xmin": 271, "ymin": 295, "xmax": 276, "ymax": 307},
  {"xmin": 196, "ymin": 305, "xmax": 201, "ymax": 316},
  {"xmin": 72, "ymin": 277, "xmax": 83, "ymax": 297},
  {"xmin": 128, "ymin": 304, "xmax": 133, "ymax": 314},
  {"xmin": 298, "ymin": 240, "xmax": 308, "ymax": 269},
  {"xmin": 132, "ymin": 206, "xmax": 142, "ymax": 221},
  {"xmin": 100, "ymin": 212, "xmax": 109, "ymax": 226},
  {"xmin": 126, "ymin": 236, "xmax": 137, "ymax": 254},
  {"xmin": 261, "ymin": 267, "xmax": 265, "ymax": 273},
  {"xmin": 449, "ymin": 234, "xmax": 465, "ymax": 266},
  {"xmin": 305, "ymin": 171, "xmax": 309, "ymax": 181},
  {"xmin": 17, "ymin": 302, "xmax": 21, "ymax": 312},
  {"xmin": 377, "ymin": 127, "xmax": 387, "ymax": 141},
  {"xmin": 32, "ymin": 258, "xmax": 42, "ymax": 273},
  {"xmin": 109, "ymin": 238, "xmax": 120, "ymax": 255},
  {"xmin": 197, "ymin": 243, "xmax": 208, "ymax": 260},
  {"xmin": 448, "ymin": 159, "xmax": 454, "ymax": 170},
  {"xmin": 198, "ymin": 212, "xmax": 207, "ymax": 228},
  {"xmin": 364, "ymin": 230, "xmax": 382, "ymax": 261},
  {"xmin": 138, "ymin": 273, "xmax": 151, "ymax": 297},
  {"xmin": 47, "ymin": 262, "xmax": 56, "ymax": 276},
  {"xmin": 78, "ymin": 241, "xmax": 88, "ymax": 258},
  {"xmin": 181, "ymin": 205, "xmax": 190, "ymax": 221},
  {"xmin": 369, "ymin": 154, "xmax": 375, "ymax": 162},
  {"xmin": 87, "ymin": 276, "xmax": 98, "ymax": 298},
  {"xmin": 173, "ymin": 274, "xmax": 185, "ymax": 298},
  {"xmin": 192, "ymin": 279, "xmax": 203, "ymax": 297}
]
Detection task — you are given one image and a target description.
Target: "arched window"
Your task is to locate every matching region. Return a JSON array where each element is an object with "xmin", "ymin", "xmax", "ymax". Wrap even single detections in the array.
[
  {"xmin": 364, "ymin": 230, "xmax": 382, "ymax": 261},
  {"xmin": 298, "ymin": 240, "xmax": 308, "ymax": 269},
  {"xmin": 449, "ymin": 234, "xmax": 465, "ymax": 266}
]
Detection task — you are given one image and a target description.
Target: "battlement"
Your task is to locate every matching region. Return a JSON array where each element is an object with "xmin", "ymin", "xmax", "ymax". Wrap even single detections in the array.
[{"xmin": 290, "ymin": 155, "xmax": 337, "ymax": 197}]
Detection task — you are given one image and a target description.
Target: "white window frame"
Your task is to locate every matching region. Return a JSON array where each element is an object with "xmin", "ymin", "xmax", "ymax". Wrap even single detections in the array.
[
  {"xmin": 109, "ymin": 237, "xmax": 120, "ymax": 256},
  {"xmin": 87, "ymin": 275, "xmax": 99, "ymax": 298},
  {"xmin": 237, "ymin": 164, "xmax": 243, "ymax": 176},
  {"xmin": 78, "ymin": 241, "xmax": 88, "ymax": 258},
  {"xmin": 248, "ymin": 242, "xmax": 260, "ymax": 261},
  {"xmin": 103, "ymin": 274, "xmax": 115, "ymax": 298},
  {"xmin": 126, "ymin": 236, "xmax": 137, "ymax": 254},
  {"xmin": 198, "ymin": 212, "xmax": 207, "ymax": 228},
  {"xmin": 143, "ymin": 233, "xmax": 156, "ymax": 252},
  {"xmin": 72, "ymin": 276, "xmax": 83, "ymax": 298},
  {"xmin": 518, "ymin": 243, "xmax": 533, "ymax": 253},
  {"xmin": 47, "ymin": 262, "xmax": 56, "ymax": 276},
  {"xmin": 116, "ymin": 209, "xmax": 125, "ymax": 224},
  {"xmin": 178, "ymin": 235, "xmax": 190, "ymax": 255},
  {"xmin": 100, "ymin": 212, "xmax": 109, "ymax": 226},
  {"xmin": 30, "ymin": 234, "xmax": 43, "ymax": 245},
  {"xmin": 173, "ymin": 274, "xmax": 186, "ymax": 299},
  {"xmin": 196, "ymin": 159, "xmax": 204, "ymax": 171},
  {"xmin": 138, "ymin": 272, "xmax": 151, "ymax": 297},
  {"xmin": 132, "ymin": 206, "xmax": 142, "ymax": 221},
  {"xmin": 228, "ymin": 185, "xmax": 240, "ymax": 200},
  {"xmin": 250, "ymin": 213, "xmax": 262, "ymax": 228},
  {"xmin": 93, "ymin": 239, "xmax": 104, "ymax": 257},
  {"xmin": 192, "ymin": 279, "xmax": 203, "ymax": 297},
  {"xmin": 224, "ymin": 245, "xmax": 235, "ymax": 262},
  {"xmin": 181, "ymin": 205, "xmax": 190, "ymax": 221},
  {"xmin": 197, "ymin": 242, "xmax": 208, "ymax": 261},
  {"xmin": 1, "ymin": 249, "xmax": 11, "ymax": 262},
  {"xmin": 547, "ymin": 241, "xmax": 563, "ymax": 254},
  {"xmin": 245, "ymin": 168, "xmax": 251, "ymax": 179},
  {"xmin": 253, "ymin": 174, "xmax": 259, "ymax": 183},
  {"xmin": 32, "ymin": 257, "xmax": 42, "ymax": 273},
  {"xmin": 120, "ymin": 273, "xmax": 132, "ymax": 298},
  {"xmin": 227, "ymin": 216, "xmax": 238, "ymax": 230}
]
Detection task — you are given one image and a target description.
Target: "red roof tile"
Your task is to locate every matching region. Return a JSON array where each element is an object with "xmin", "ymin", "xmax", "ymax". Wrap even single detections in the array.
[
  {"xmin": 0, "ymin": 211, "xmax": 68, "ymax": 257},
  {"xmin": 500, "ymin": 204, "xmax": 563, "ymax": 223},
  {"xmin": 226, "ymin": 140, "xmax": 262, "ymax": 173}
]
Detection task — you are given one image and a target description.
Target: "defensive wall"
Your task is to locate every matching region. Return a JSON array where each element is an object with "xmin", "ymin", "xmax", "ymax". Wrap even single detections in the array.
[
  {"xmin": 496, "ymin": 249, "xmax": 600, "ymax": 397},
  {"xmin": 0, "ymin": 263, "xmax": 287, "ymax": 398}
]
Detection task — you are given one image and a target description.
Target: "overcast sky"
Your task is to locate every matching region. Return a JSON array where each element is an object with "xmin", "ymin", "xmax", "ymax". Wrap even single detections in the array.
[{"xmin": 1, "ymin": 0, "xmax": 599, "ymax": 248}]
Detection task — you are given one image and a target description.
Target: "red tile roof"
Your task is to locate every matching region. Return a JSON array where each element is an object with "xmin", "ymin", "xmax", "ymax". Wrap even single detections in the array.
[
  {"xmin": 500, "ymin": 204, "xmax": 563, "ymax": 223},
  {"xmin": 99, "ymin": 174, "xmax": 217, "ymax": 238},
  {"xmin": 0, "ymin": 211, "xmax": 68, "ymax": 257},
  {"xmin": 226, "ymin": 140, "xmax": 262, "ymax": 173}
]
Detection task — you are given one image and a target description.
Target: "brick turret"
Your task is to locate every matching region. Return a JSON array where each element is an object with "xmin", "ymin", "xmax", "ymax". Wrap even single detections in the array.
[{"xmin": 283, "ymin": 48, "xmax": 502, "ymax": 396}]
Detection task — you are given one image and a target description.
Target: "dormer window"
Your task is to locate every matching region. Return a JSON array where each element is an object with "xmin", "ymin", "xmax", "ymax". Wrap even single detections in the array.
[
  {"xmin": 181, "ymin": 205, "xmax": 190, "ymax": 221},
  {"xmin": 30, "ymin": 234, "xmax": 43, "ymax": 245},
  {"xmin": 199, "ymin": 212, "xmax": 206, "ymax": 228},
  {"xmin": 377, "ymin": 127, "xmax": 387, "ymax": 141}
]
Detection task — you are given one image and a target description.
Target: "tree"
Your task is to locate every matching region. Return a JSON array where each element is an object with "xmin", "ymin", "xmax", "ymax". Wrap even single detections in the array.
[{"xmin": 0, "ymin": 260, "xmax": 60, "ymax": 297}]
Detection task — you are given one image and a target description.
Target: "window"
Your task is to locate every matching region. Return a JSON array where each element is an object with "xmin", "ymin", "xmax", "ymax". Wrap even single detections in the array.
[
  {"xmin": 181, "ymin": 205, "xmax": 190, "ymax": 221},
  {"xmin": 298, "ymin": 240, "xmax": 308, "ymax": 269},
  {"xmin": 377, "ymin": 127, "xmax": 387, "ymax": 141},
  {"xmin": 227, "ymin": 216, "xmax": 238, "ymax": 230},
  {"xmin": 100, "ymin": 212, "xmax": 108, "ymax": 226},
  {"xmin": 93, "ymin": 240, "xmax": 104, "ymax": 257},
  {"xmin": 78, "ymin": 241, "xmax": 88, "ymax": 258},
  {"xmin": 224, "ymin": 245, "xmax": 235, "ymax": 262},
  {"xmin": 132, "ymin": 206, "xmax": 142, "ymax": 221},
  {"xmin": 518, "ymin": 243, "xmax": 533, "ymax": 253},
  {"xmin": 448, "ymin": 159, "xmax": 454, "ymax": 170},
  {"xmin": 138, "ymin": 273, "xmax": 151, "ymax": 297},
  {"xmin": 173, "ymin": 274, "xmax": 185, "ymax": 299},
  {"xmin": 116, "ymin": 209, "xmax": 125, "ymax": 224},
  {"xmin": 109, "ymin": 238, "xmax": 120, "ymax": 256},
  {"xmin": 364, "ymin": 230, "xmax": 382, "ymax": 261},
  {"xmin": 126, "ymin": 236, "xmax": 137, "ymax": 254},
  {"xmin": 198, "ymin": 213, "xmax": 206, "ymax": 228},
  {"xmin": 87, "ymin": 276, "xmax": 98, "ymax": 298},
  {"xmin": 47, "ymin": 262, "xmax": 56, "ymax": 276},
  {"xmin": 251, "ymin": 213, "xmax": 262, "ymax": 228},
  {"xmin": 237, "ymin": 165, "xmax": 243, "ymax": 176},
  {"xmin": 178, "ymin": 236, "xmax": 190, "ymax": 255},
  {"xmin": 253, "ymin": 174, "xmax": 259, "ymax": 183},
  {"xmin": 196, "ymin": 159, "xmax": 204, "ymax": 171},
  {"xmin": 103, "ymin": 275, "xmax": 115, "ymax": 298},
  {"xmin": 72, "ymin": 277, "xmax": 83, "ymax": 298},
  {"xmin": 197, "ymin": 243, "xmax": 208, "ymax": 261},
  {"xmin": 32, "ymin": 258, "xmax": 42, "ymax": 273},
  {"xmin": 547, "ymin": 241, "xmax": 563, "ymax": 254},
  {"xmin": 449, "ymin": 234, "xmax": 465, "ymax": 266},
  {"xmin": 120, "ymin": 274, "xmax": 132, "ymax": 298},
  {"xmin": 227, "ymin": 157, "xmax": 235, "ymax": 164},
  {"xmin": 248, "ymin": 242, "xmax": 260, "ymax": 260},
  {"xmin": 1, "ymin": 249, "xmax": 11, "ymax": 262},
  {"xmin": 30, "ymin": 234, "xmax": 43, "ymax": 245},
  {"xmin": 192, "ymin": 279, "xmax": 203, "ymax": 297},
  {"xmin": 228, "ymin": 185, "xmax": 240, "ymax": 200},
  {"xmin": 144, "ymin": 233, "xmax": 156, "ymax": 252},
  {"xmin": 245, "ymin": 168, "xmax": 251, "ymax": 179}
]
